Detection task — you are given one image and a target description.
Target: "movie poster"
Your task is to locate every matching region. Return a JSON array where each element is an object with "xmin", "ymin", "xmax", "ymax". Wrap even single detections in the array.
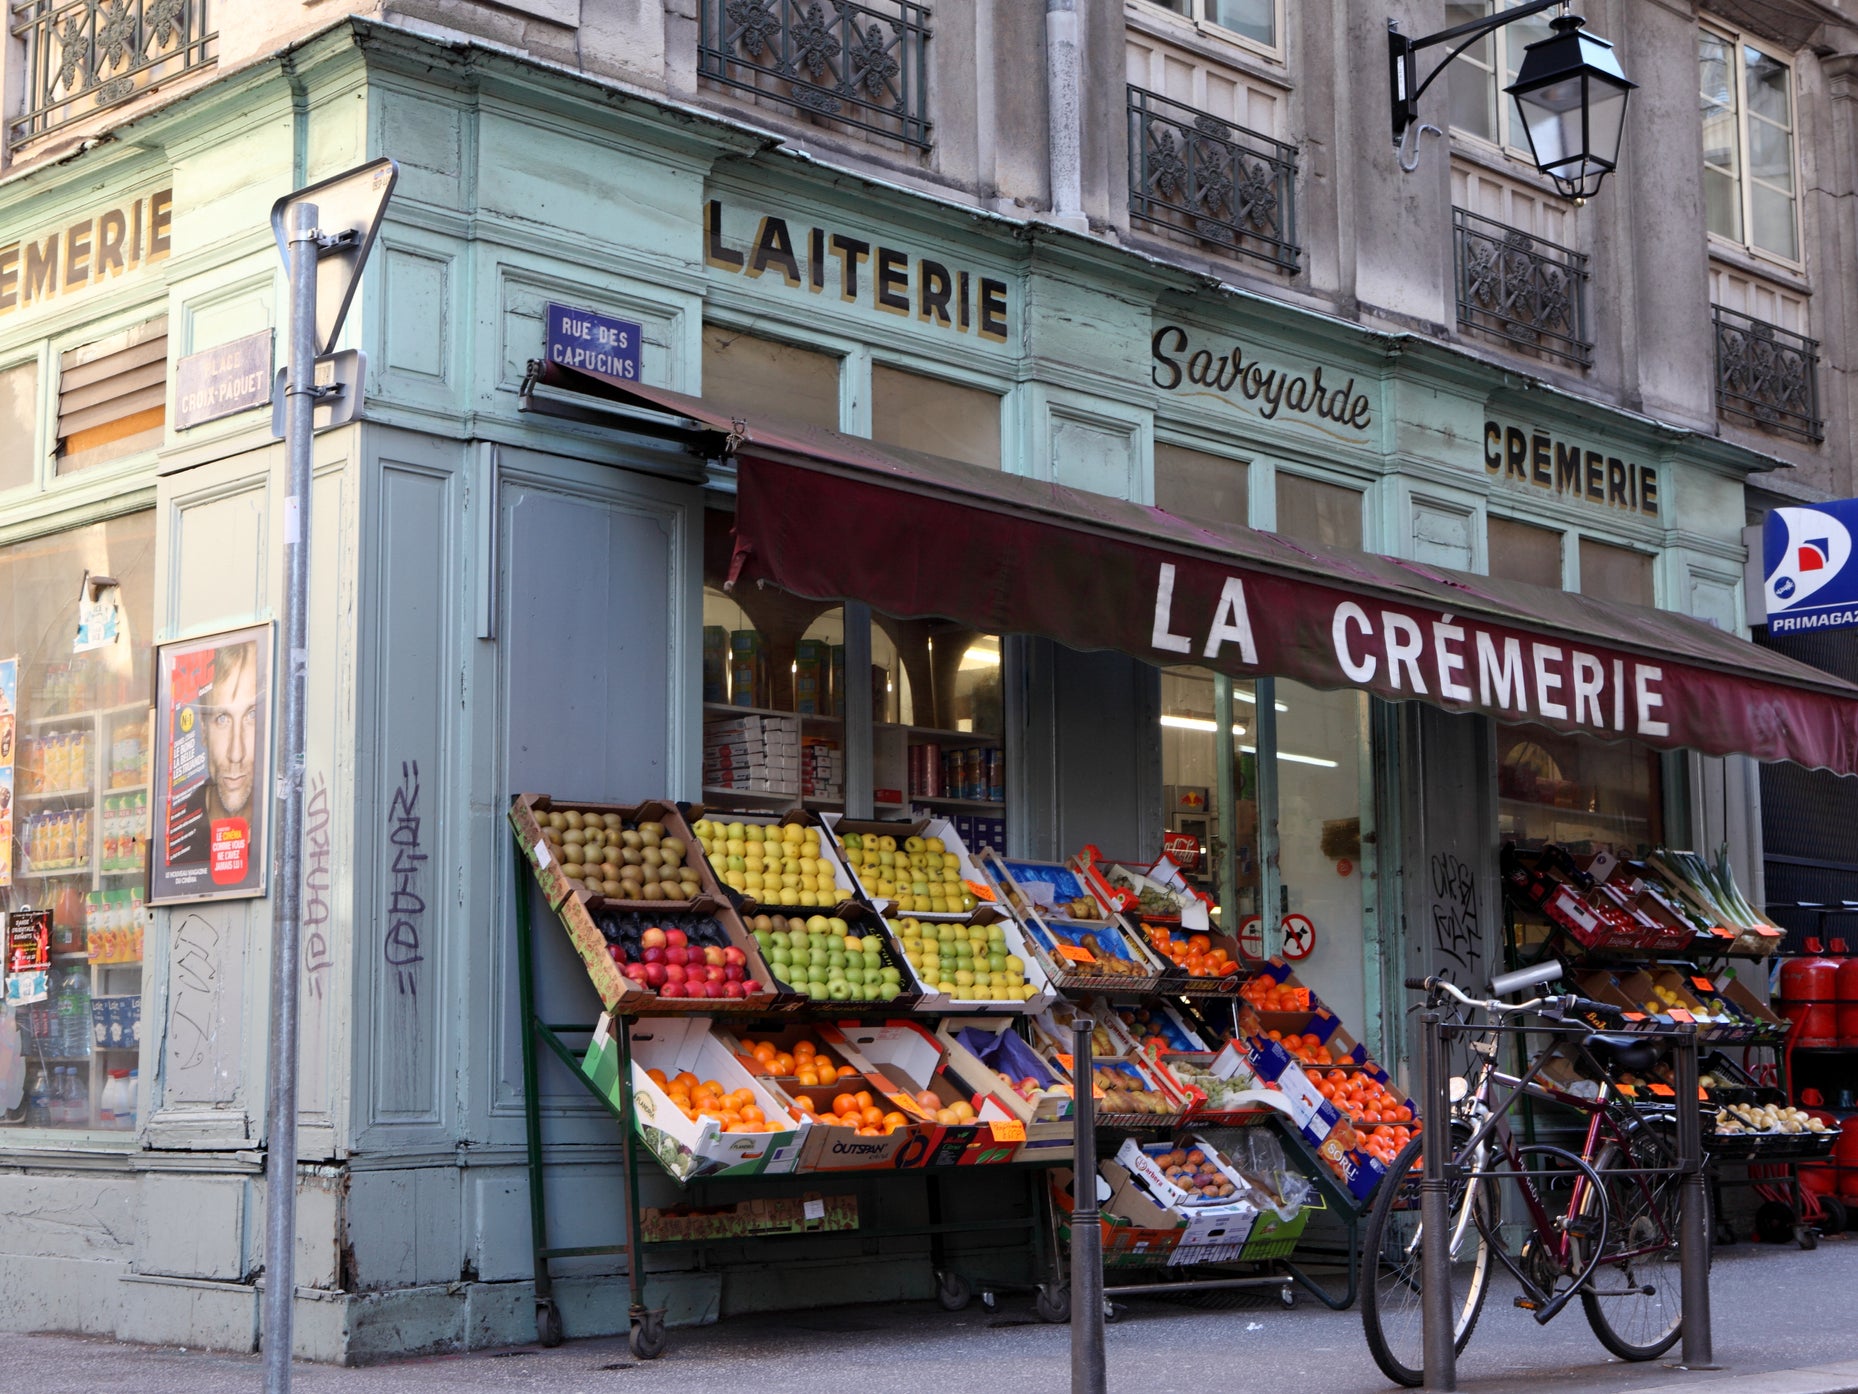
[
  {"xmin": 151, "ymin": 624, "xmax": 272, "ymax": 904},
  {"xmin": 0, "ymin": 657, "xmax": 14, "ymax": 888}
]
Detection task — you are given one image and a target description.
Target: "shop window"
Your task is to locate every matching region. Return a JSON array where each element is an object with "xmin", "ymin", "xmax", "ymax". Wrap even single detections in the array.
[
  {"xmin": 1274, "ymin": 680, "xmax": 1368, "ymax": 1023},
  {"xmin": 1159, "ymin": 667, "xmax": 1261, "ymax": 920},
  {"xmin": 1578, "ymin": 538, "xmax": 1654, "ymax": 608},
  {"xmin": 1275, "ymin": 472, "xmax": 1362, "ymax": 550},
  {"xmin": 1155, "ymin": 442, "xmax": 1247, "ymax": 528},
  {"xmin": 1487, "ymin": 516, "xmax": 1563, "ymax": 589},
  {"xmin": 0, "ymin": 361, "xmax": 39, "ymax": 493},
  {"xmin": 1700, "ymin": 26, "xmax": 1800, "ymax": 264},
  {"xmin": 55, "ymin": 318, "xmax": 167, "ymax": 476},
  {"xmin": 0, "ymin": 512, "xmax": 155, "ymax": 1135},
  {"xmin": 699, "ymin": 509, "xmax": 1002, "ymax": 820},
  {"xmin": 701, "ymin": 327, "xmax": 840, "ymax": 430},
  {"xmin": 870, "ymin": 366, "xmax": 1001, "ymax": 471},
  {"xmin": 1446, "ymin": 1, "xmax": 1557, "ymax": 156},
  {"xmin": 1498, "ymin": 725, "xmax": 1664, "ymax": 855}
]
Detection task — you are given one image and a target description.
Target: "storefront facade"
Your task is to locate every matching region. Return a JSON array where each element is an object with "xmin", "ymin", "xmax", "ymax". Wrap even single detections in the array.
[{"xmin": 0, "ymin": 18, "xmax": 1798, "ymax": 1360}]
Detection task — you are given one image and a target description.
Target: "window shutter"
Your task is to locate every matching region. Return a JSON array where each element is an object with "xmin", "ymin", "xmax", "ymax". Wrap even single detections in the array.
[{"xmin": 56, "ymin": 318, "xmax": 167, "ymax": 474}]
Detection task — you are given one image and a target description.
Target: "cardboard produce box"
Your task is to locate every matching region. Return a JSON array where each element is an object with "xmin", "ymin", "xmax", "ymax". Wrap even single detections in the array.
[
  {"xmin": 835, "ymin": 1019, "xmax": 1025, "ymax": 1165},
  {"xmin": 687, "ymin": 809, "xmax": 867, "ymax": 915},
  {"xmin": 1051, "ymin": 1163, "xmax": 1187, "ymax": 1267},
  {"xmin": 820, "ymin": 813, "xmax": 988, "ymax": 919},
  {"xmin": 639, "ymin": 1193, "xmax": 858, "ymax": 1243},
  {"xmin": 884, "ymin": 910, "xmax": 1056, "ymax": 1015},
  {"xmin": 585, "ymin": 1015, "xmax": 807, "ymax": 1183},
  {"xmin": 935, "ymin": 1016, "xmax": 1075, "ymax": 1161}
]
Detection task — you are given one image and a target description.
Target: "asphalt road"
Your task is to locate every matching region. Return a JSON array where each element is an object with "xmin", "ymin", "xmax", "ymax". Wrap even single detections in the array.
[{"xmin": 6, "ymin": 1240, "xmax": 1858, "ymax": 1394}]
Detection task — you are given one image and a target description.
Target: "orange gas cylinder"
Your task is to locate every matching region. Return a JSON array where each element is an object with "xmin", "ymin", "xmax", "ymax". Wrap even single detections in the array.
[
  {"xmin": 1834, "ymin": 1123, "xmax": 1858, "ymax": 1200},
  {"xmin": 1837, "ymin": 948, "xmax": 1858, "ymax": 1047},
  {"xmin": 1781, "ymin": 939, "xmax": 1842, "ymax": 1048}
]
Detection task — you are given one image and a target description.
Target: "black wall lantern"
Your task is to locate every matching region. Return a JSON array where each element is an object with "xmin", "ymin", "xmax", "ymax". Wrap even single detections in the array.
[{"xmin": 1390, "ymin": 2, "xmax": 1635, "ymax": 202}]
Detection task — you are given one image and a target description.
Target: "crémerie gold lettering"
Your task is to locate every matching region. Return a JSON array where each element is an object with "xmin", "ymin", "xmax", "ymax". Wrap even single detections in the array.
[
  {"xmin": 1483, "ymin": 418, "xmax": 1660, "ymax": 518},
  {"xmin": 0, "ymin": 187, "xmax": 170, "ymax": 319},
  {"xmin": 704, "ymin": 199, "xmax": 1012, "ymax": 343},
  {"xmin": 1151, "ymin": 324, "xmax": 1373, "ymax": 432}
]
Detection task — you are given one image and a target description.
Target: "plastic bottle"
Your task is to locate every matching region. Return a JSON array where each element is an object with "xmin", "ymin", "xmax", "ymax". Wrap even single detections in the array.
[
  {"xmin": 100, "ymin": 1070, "xmax": 132, "ymax": 1130},
  {"xmin": 122, "ymin": 1070, "xmax": 138, "ymax": 1132},
  {"xmin": 26, "ymin": 1067, "xmax": 49, "ymax": 1127}
]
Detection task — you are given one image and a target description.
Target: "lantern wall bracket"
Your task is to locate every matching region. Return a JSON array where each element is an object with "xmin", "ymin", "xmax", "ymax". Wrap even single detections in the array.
[{"xmin": 1388, "ymin": 0, "xmax": 1572, "ymax": 151}]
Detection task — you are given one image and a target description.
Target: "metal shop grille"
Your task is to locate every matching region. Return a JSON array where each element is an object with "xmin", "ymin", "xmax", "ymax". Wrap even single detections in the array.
[
  {"xmin": 1453, "ymin": 207, "xmax": 1591, "ymax": 368},
  {"xmin": 1126, "ymin": 86, "xmax": 1300, "ymax": 274},
  {"xmin": 698, "ymin": 0, "xmax": 932, "ymax": 149}
]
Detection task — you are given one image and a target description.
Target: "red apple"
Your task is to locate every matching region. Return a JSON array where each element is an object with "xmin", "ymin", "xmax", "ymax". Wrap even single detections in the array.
[
  {"xmin": 703, "ymin": 946, "xmax": 726, "ymax": 968},
  {"xmin": 607, "ymin": 944, "xmax": 624, "ymax": 962},
  {"xmin": 641, "ymin": 945, "xmax": 665, "ymax": 965},
  {"xmin": 622, "ymin": 963, "xmax": 649, "ymax": 985},
  {"xmin": 722, "ymin": 946, "xmax": 747, "ymax": 968},
  {"xmin": 641, "ymin": 927, "xmax": 667, "ymax": 950},
  {"xmin": 723, "ymin": 964, "xmax": 746, "ymax": 983},
  {"xmin": 664, "ymin": 928, "xmax": 689, "ymax": 949},
  {"xmin": 663, "ymin": 945, "xmax": 689, "ymax": 967},
  {"xmin": 722, "ymin": 981, "xmax": 747, "ymax": 999},
  {"xmin": 662, "ymin": 963, "xmax": 686, "ymax": 985},
  {"xmin": 642, "ymin": 963, "xmax": 668, "ymax": 988}
]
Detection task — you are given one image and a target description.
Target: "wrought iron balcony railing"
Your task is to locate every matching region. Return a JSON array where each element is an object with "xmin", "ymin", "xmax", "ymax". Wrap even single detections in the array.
[
  {"xmin": 9, "ymin": 0, "xmax": 215, "ymax": 146},
  {"xmin": 698, "ymin": 0, "xmax": 931, "ymax": 149},
  {"xmin": 1713, "ymin": 303, "xmax": 1823, "ymax": 444},
  {"xmin": 1452, "ymin": 208, "xmax": 1591, "ymax": 368},
  {"xmin": 1126, "ymin": 86, "xmax": 1299, "ymax": 273}
]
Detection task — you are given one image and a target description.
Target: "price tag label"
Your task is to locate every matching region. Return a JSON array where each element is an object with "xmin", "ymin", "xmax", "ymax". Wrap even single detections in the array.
[
  {"xmin": 803, "ymin": 1198, "xmax": 826, "ymax": 1221},
  {"xmin": 989, "ymin": 1119, "xmax": 1027, "ymax": 1143},
  {"xmin": 1622, "ymin": 1011, "xmax": 1646, "ymax": 1022},
  {"xmin": 1693, "ymin": 976, "xmax": 1716, "ymax": 993},
  {"xmin": 1057, "ymin": 945, "xmax": 1095, "ymax": 964},
  {"xmin": 1667, "ymin": 1008, "xmax": 1695, "ymax": 1024},
  {"xmin": 533, "ymin": 840, "xmax": 552, "ymax": 868},
  {"xmin": 1649, "ymin": 1083, "xmax": 1676, "ymax": 1097},
  {"xmin": 1615, "ymin": 1082, "xmax": 1637, "ymax": 1097},
  {"xmin": 1056, "ymin": 1053, "xmax": 1074, "ymax": 1072}
]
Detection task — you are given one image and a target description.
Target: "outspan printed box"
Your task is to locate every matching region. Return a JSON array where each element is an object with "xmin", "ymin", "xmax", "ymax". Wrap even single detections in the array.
[
  {"xmin": 836, "ymin": 1020, "xmax": 1024, "ymax": 1165},
  {"xmin": 585, "ymin": 1014, "xmax": 807, "ymax": 1183}
]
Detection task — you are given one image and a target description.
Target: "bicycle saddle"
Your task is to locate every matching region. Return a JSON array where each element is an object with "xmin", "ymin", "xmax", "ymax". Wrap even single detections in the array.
[{"xmin": 1583, "ymin": 1033, "xmax": 1661, "ymax": 1075}]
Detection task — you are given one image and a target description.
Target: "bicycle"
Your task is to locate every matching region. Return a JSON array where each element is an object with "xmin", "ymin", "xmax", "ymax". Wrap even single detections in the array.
[{"xmin": 1360, "ymin": 971, "xmax": 1698, "ymax": 1387}]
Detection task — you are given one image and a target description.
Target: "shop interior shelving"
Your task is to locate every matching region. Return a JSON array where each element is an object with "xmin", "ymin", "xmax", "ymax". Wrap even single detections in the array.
[{"xmin": 5, "ymin": 701, "xmax": 151, "ymax": 1132}]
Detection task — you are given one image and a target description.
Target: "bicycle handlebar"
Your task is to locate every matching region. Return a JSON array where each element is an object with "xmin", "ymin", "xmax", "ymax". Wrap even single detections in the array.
[{"xmin": 1404, "ymin": 974, "xmax": 1627, "ymax": 1024}]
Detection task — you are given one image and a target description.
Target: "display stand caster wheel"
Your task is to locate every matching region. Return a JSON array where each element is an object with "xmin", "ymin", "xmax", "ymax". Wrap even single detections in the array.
[
  {"xmin": 1101, "ymin": 1299, "xmax": 1120, "ymax": 1324},
  {"xmin": 1714, "ymin": 1219, "xmax": 1738, "ymax": 1247},
  {"xmin": 936, "ymin": 1271, "xmax": 973, "ymax": 1312},
  {"xmin": 1799, "ymin": 1226, "xmax": 1820, "ymax": 1251},
  {"xmin": 1035, "ymin": 1283, "xmax": 1070, "ymax": 1324},
  {"xmin": 1279, "ymin": 1286, "xmax": 1297, "ymax": 1309},
  {"xmin": 628, "ymin": 1310, "xmax": 668, "ymax": 1360},
  {"xmin": 1816, "ymin": 1196, "xmax": 1848, "ymax": 1237},
  {"xmin": 1754, "ymin": 1200, "xmax": 1797, "ymax": 1244},
  {"xmin": 534, "ymin": 1299, "xmax": 563, "ymax": 1348},
  {"xmin": 980, "ymin": 1289, "xmax": 998, "ymax": 1314}
]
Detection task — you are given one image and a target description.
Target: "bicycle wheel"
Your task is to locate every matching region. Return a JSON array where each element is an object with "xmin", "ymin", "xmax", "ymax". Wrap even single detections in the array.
[
  {"xmin": 1361, "ymin": 1133, "xmax": 1496, "ymax": 1388},
  {"xmin": 1578, "ymin": 1139, "xmax": 1691, "ymax": 1361}
]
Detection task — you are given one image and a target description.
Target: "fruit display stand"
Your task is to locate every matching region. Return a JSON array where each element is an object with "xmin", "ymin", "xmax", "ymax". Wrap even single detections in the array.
[
  {"xmin": 509, "ymin": 798, "xmax": 1398, "ymax": 1355},
  {"xmin": 1498, "ymin": 840, "xmax": 1839, "ymax": 1247}
]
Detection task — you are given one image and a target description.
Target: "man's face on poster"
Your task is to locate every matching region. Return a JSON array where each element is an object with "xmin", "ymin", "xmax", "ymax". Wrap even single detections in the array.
[{"xmin": 205, "ymin": 646, "xmax": 259, "ymax": 818}]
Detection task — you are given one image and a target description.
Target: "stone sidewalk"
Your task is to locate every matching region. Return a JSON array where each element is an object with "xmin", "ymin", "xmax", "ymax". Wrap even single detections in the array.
[{"xmin": 5, "ymin": 1239, "xmax": 1856, "ymax": 1394}]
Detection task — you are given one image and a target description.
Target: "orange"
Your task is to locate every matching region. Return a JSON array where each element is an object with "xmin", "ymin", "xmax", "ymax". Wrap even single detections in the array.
[
  {"xmin": 816, "ymin": 1064, "xmax": 840, "ymax": 1086},
  {"xmin": 673, "ymin": 1071, "xmax": 699, "ymax": 1090},
  {"xmin": 740, "ymin": 1105, "xmax": 764, "ymax": 1124},
  {"xmin": 854, "ymin": 1090, "xmax": 874, "ymax": 1110},
  {"xmin": 793, "ymin": 1040, "xmax": 817, "ymax": 1059},
  {"xmin": 752, "ymin": 1042, "xmax": 777, "ymax": 1063},
  {"xmin": 770, "ymin": 1054, "xmax": 794, "ymax": 1076},
  {"xmin": 881, "ymin": 1111, "xmax": 908, "ymax": 1129},
  {"xmin": 832, "ymin": 1093, "xmax": 859, "ymax": 1117},
  {"xmin": 860, "ymin": 1106, "xmax": 884, "ymax": 1127},
  {"xmin": 793, "ymin": 1094, "xmax": 816, "ymax": 1114},
  {"xmin": 796, "ymin": 1070, "xmax": 820, "ymax": 1087},
  {"xmin": 646, "ymin": 1067, "xmax": 669, "ymax": 1087}
]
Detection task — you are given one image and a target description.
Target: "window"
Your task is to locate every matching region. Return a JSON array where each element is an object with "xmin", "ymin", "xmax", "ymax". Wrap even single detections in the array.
[
  {"xmin": 1155, "ymin": 442, "xmax": 1247, "ymax": 527},
  {"xmin": 1579, "ymin": 538, "xmax": 1654, "ymax": 608},
  {"xmin": 701, "ymin": 327, "xmax": 840, "ymax": 430},
  {"xmin": 871, "ymin": 366, "xmax": 1001, "ymax": 470},
  {"xmin": 1498, "ymin": 725, "xmax": 1664, "ymax": 855},
  {"xmin": 1487, "ymin": 517, "xmax": 1562, "ymax": 589},
  {"xmin": 55, "ymin": 319, "xmax": 167, "ymax": 476},
  {"xmin": 1700, "ymin": 27, "xmax": 1799, "ymax": 262},
  {"xmin": 0, "ymin": 361, "xmax": 39, "ymax": 493},
  {"xmin": 2, "ymin": 512, "xmax": 155, "ymax": 1135},
  {"xmin": 1139, "ymin": 0, "xmax": 1279, "ymax": 51},
  {"xmin": 1446, "ymin": 1, "xmax": 1557, "ymax": 154},
  {"xmin": 1275, "ymin": 473, "xmax": 1361, "ymax": 550}
]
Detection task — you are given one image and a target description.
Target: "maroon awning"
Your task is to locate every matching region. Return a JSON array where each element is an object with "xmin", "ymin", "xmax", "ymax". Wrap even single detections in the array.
[{"xmin": 534, "ymin": 360, "xmax": 1858, "ymax": 774}]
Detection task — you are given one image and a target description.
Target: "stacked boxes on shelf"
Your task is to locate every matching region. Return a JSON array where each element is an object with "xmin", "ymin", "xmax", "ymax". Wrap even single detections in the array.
[
  {"xmin": 799, "ymin": 737, "xmax": 843, "ymax": 801},
  {"xmin": 703, "ymin": 713, "xmax": 799, "ymax": 795}
]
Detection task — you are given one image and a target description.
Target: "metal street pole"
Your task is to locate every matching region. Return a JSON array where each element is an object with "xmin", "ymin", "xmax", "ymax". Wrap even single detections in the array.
[
  {"xmin": 263, "ymin": 199, "xmax": 319, "ymax": 1394},
  {"xmin": 1070, "ymin": 1018, "xmax": 1106, "ymax": 1394},
  {"xmin": 1420, "ymin": 1008, "xmax": 1455, "ymax": 1392},
  {"xmin": 1675, "ymin": 1025, "xmax": 1715, "ymax": 1367}
]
